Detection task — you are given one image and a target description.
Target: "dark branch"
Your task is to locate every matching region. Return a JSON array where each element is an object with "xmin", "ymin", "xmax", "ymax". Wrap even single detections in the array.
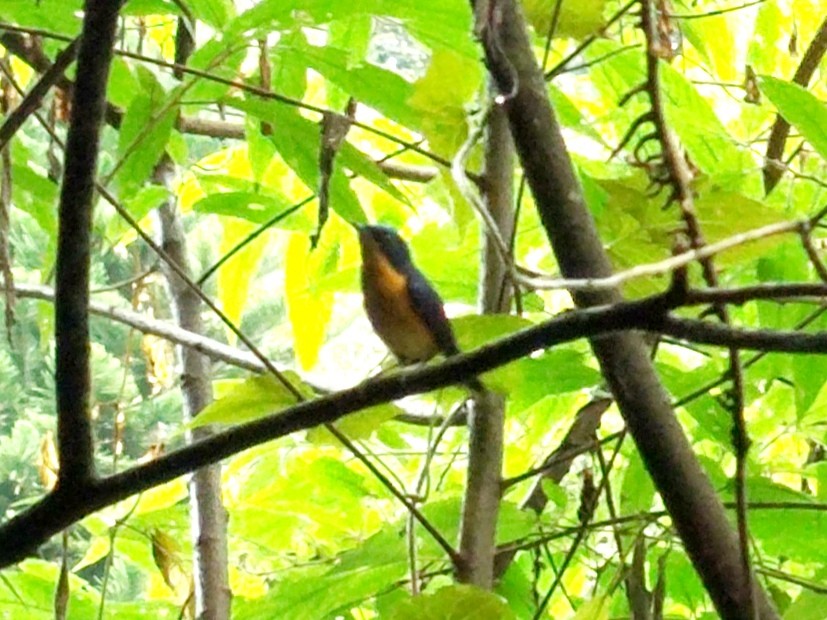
[
  {"xmin": 0, "ymin": 38, "xmax": 79, "ymax": 151},
  {"xmin": 3, "ymin": 288, "xmax": 827, "ymax": 566},
  {"xmin": 55, "ymin": 0, "xmax": 121, "ymax": 485}
]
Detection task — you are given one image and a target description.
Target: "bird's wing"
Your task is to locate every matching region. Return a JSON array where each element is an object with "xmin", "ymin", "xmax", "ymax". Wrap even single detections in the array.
[{"xmin": 406, "ymin": 269, "xmax": 460, "ymax": 357}]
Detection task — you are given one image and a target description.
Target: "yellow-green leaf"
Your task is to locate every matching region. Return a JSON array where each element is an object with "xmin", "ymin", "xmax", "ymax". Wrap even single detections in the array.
[
  {"xmin": 572, "ymin": 595, "xmax": 610, "ymax": 620},
  {"xmin": 190, "ymin": 374, "xmax": 311, "ymax": 428},
  {"xmin": 73, "ymin": 537, "xmax": 111, "ymax": 572},
  {"xmin": 408, "ymin": 51, "xmax": 482, "ymax": 157},
  {"xmin": 286, "ymin": 233, "xmax": 337, "ymax": 370},
  {"xmin": 523, "ymin": 0, "xmax": 606, "ymax": 39},
  {"xmin": 390, "ymin": 584, "xmax": 516, "ymax": 619},
  {"xmin": 218, "ymin": 218, "xmax": 269, "ymax": 346},
  {"xmin": 308, "ymin": 402, "xmax": 402, "ymax": 443}
]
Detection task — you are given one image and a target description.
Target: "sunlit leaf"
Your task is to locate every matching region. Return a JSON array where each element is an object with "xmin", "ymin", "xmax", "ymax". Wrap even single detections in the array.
[
  {"xmin": 218, "ymin": 218, "xmax": 269, "ymax": 345},
  {"xmin": 760, "ymin": 75, "xmax": 827, "ymax": 161},
  {"xmin": 524, "ymin": 0, "xmax": 606, "ymax": 39},
  {"xmin": 113, "ymin": 67, "xmax": 178, "ymax": 197},
  {"xmin": 285, "ymin": 233, "xmax": 337, "ymax": 370},
  {"xmin": 190, "ymin": 375, "xmax": 311, "ymax": 428},
  {"xmin": 390, "ymin": 584, "xmax": 516, "ymax": 620}
]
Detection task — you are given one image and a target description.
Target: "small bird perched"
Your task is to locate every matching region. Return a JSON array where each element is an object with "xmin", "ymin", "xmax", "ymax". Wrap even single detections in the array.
[{"xmin": 358, "ymin": 224, "xmax": 460, "ymax": 365}]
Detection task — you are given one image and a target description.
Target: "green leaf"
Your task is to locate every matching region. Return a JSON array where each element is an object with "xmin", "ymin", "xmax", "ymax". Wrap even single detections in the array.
[
  {"xmin": 496, "ymin": 558, "xmax": 535, "ymax": 619},
  {"xmin": 739, "ymin": 477, "xmax": 827, "ymax": 563},
  {"xmin": 329, "ymin": 14, "xmax": 372, "ymax": 67},
  {"xmin": 229, "ymin": 98, "xmax": 367, "ymax": 224},
  {"xmin": 692, "ymin": 187, "xmax": 784, "ymax": 264},
  {"xmin": 113, "ymin": 67, "xmax": 177, "ymax": 197},
  {"xmin": 784, "ymin": 589, "xmax": 827, "ymax": 620},
  {"xmin": 748, "ymin": 1, "xmax": 787, "ymax": 75},
  {"xmin": 337, "ymin": 139, "xmax": 410, "ymax": 206},
  {"xmin": 660, "ymin": 62, "xmax": 751, "ymax": 177},
  {"xmin": 308, "ymin": 402, "xmax": 403, "ymax": 442},
  {"xmin": 759, "ymin": 75, "xmax": 827, "ymax": 161},
  {"xmin": 550, "ymin": 83, "xmax": 602, "ymax": 141},
  {"xmin": 572, "ymin": 596, "xmax": 610, "ymax": 620},
  {"xmin": 192, "ymin": 190, "xmax": 314, "ymax": 230},
  {"xmin": 227, "ymin": 0, "xmax": 476, "ymax": 58},
  {"xmin": 681, "ymin": 9, "xmax": 739, "ymax": 81},
  {"xmin": 0, "ymin": 0, "xmax": 82, "ymax": 34},
  {"xmin": 408, "ymin": 50, "xmax": 483, "ymax": 156},
  {"xmin": 107, "ymin": 57, "xmax": 140, "ymax": 108},
  {"xmin": 246, "ymin": 118, "xmax": 278, "ymax": 183},
  {"xmin": 663, "ymin": 551, "xmax": 706, "ymax": 610},
  {"xmin": 186, "ymin": 38, "xmax": 247, "ymax": 104},
  {"xmin": 524, "ymin": 0, "xmax": 606, "ymax": 39},
  {"xmin": 189, "ymin": 374, "xmax": 311, "ymax": 428},
  {"xmin": 73, "ymin": 536, "xmax": 111, "ymax": 572},
  {"xmin": 233, "ymin": 456, "xmax": 370, "ymax": 551},
  {"xmin": 234, "ymin": 554, "xmax": 408, "ymax": 620},
  {"xmin": 451, "ymin": 314, "xmax": 534, "ymax": 351},
  {"xmin": 388, "ymin": 584, "xmax": 516, "ymax": 620},
  {"xmin": 277, "ymin": 44, "xmax": 420, "ymax": 130},
  {"xmin": 11, "ymin": 161, "xmax": 59, "ymax": 237},
  {"xmin": 108, "ymin": 184, "xmax": 170, "ymax": 240},
  {"xmin": 187, "ymin": 0, "xmax": 235, "ymax": 28},
  {"xmin": 620, "ymin": 448, "xmax": 655, "ymax": 514}
]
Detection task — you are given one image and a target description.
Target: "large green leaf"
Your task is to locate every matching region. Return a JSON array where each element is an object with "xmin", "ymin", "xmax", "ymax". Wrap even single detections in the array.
[
  {"xmin": 0, "ymin": 0, "xmax": 82, "ymax": 33},
  {"xmin": 234, "ymin": 551, "xmax": 407, "ymax": 619},
  {"xmin": 389, "ymin": 584, "xmax": 516, "ymax": 620},
  {"xmin": 681, "ymin": 6, "xmax": 739, "ymax": 81},
  {"xmin": 276, "ymin": 44, "xmax": 420, "ymax": 130},
  {"xmin": 229, "ymin": 98, "xmax": 367, "ymax": 224},
  {"xmin": 660, "ymin": 62, "xmax": 751, "ymax": 177},
  {"xmin": 189, "ymin": 374, "xmax": 311, "ymax": 428},
  {"xmin": 185, "ymin": 37, "xmax": 247, "ymax": 104},
  {"xmin": 620, "ymin": 448, "xmax": 655, "ymax": 514},
  {"xmin": 784, "ymin": 589, "xmax": 827, "ymax": 620},
  {"xmin": 759, "ymin": 75, "xmax": 827, "ymax": 161},
  {"xmin": 187, "ymin": 0, "xmax": 236, "ymax": 28},
  {"xmin": 112, "ymin": 67, "xmax": 178, "ymax": 197},
  {"xmin": 227, "ymin": 0, "xmax": 476, "ymax": 57},
  {"xmin": 737, "ymin": 477, "xmax": 827, "ymax": 564}
]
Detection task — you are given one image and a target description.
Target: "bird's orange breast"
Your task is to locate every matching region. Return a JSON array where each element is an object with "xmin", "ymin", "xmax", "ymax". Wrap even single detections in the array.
[{"xmin": 362, "ymin": 252, "xmax": 439, "ymax": 364}]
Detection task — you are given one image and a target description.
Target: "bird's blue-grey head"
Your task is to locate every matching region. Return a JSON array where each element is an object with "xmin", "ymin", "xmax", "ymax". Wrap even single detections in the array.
[{"xmin": 358, "ymin": 225, "xmax": 412, "ymax": 269}]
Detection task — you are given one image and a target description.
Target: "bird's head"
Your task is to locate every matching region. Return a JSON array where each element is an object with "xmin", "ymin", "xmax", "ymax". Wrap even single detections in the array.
[{"xmin": 357, "ymin": 225, "xmax": 412, "ymax": 270}]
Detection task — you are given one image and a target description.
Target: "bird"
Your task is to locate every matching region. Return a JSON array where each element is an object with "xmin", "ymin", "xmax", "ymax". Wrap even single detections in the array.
[{"xmin": 357, "ymin": 224, "xmax": 461, "ymax": 365}]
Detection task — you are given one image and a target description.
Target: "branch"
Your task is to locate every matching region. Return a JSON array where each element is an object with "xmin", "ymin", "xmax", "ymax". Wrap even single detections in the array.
[
  {"xmin": 55, "ymin": 0, "xmax": 121, "ymax": 486},
  {"xmin": 0, "ymin": 37, "xmax": 78, "ymax": 151},
  {"xmin": 3, "ymin": 288, "xmax": 827, "ymax": 566},
  {"xmin": 639, "ymin": 0, "xmax": 755, "ymax": 612},
  {"xmin": 13, "ymin": 283, "xmax": 263, "ymax": 371},
  {"xmin": 473, "ymin": 1, "xmax": 779, "ymax": 618}
]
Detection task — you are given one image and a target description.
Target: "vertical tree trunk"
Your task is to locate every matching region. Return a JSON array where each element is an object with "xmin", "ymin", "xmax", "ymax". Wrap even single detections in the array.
[
  {"xmin": 155, "ymin": 161, "xmax": 231, "ymax": 620},
  {"xmin": 457, "ymin": 101, "xmax": 514, "ymax": 587}
]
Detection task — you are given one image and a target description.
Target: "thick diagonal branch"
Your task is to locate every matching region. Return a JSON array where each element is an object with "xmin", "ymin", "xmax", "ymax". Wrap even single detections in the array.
[
  {"xmin": 472, "ymin": 1, "xmax": 778, "ymax": 617},
  {"xmin": 2, "ymin": 285, "xmax": 827, "ymax": 567}
]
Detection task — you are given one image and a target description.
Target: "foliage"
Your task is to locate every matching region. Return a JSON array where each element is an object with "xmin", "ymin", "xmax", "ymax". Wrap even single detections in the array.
[{"xmin": 0, "ymin": 0, "xmax": 825, "ymax": 618}]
